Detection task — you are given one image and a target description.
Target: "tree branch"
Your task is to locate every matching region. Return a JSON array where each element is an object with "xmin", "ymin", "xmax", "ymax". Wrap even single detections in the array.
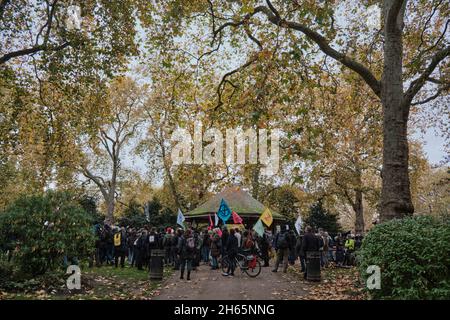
[
  {"xmin": 0, "ymin": 42, "xmax": 70, "ymax": 65},
  {"xmin": 404, "ymin": 45, "xmax": 450, "ymax": 105},
  {"xmin": 213, "ymin": 5, "xmax": 381, "ymax": 97}
]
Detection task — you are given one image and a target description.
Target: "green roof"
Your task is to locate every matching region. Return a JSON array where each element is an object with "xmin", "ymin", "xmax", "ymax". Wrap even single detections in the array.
[{"xmin": 185, "ymin": 186, "xmax": 284, "ymax": 220}]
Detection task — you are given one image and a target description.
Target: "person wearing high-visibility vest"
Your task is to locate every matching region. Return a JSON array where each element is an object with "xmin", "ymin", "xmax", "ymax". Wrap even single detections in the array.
[{"xmin": 344, "ymin": 234, "xmax": 355, "ymax": 266}]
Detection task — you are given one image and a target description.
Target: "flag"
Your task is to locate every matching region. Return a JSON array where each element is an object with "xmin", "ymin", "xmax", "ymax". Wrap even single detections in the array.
[
  {"xmin": 214, "ymin": 213, "xmax": 219, "ymax": 226},
  {"xmin": 295, "ymin": 215, "xmax": 303, "ymax": 235},
  {"xmin": 253, "ymin": 219, "xmax": 265, "ymax": 237},
  {"xmin": 144, "ymin": 203, "xmax": 150, "ymax": 222},
  {"xmin": 217, "ymin": 199, "xmax": 232, "ymax": 223},
  {"xmin": 208, "ymin": 214, "xmax": 214, "ymax": 230},
  {"xmin": 177, "ymin": 208, "xmax": 185, "ymax": 230},
  {"xmin": 260, "ymin": 207, "xmax": 273, "ymax": 227},
  {"xmin": 232, "ymin": 211, "xmax": 243, "ymax": 224}
]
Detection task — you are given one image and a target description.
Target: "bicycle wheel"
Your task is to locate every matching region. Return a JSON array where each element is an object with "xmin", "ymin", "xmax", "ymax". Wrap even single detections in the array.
[
  {"xmin": 221, "ymin": 256, "xmax": 229, "ymax": 273},
  {"xmin": 244, "ymin": 259, "xmax": 261, "ymax": 277}
]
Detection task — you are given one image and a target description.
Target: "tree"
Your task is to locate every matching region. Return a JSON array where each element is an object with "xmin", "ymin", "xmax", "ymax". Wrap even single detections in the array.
[
  {"xmin": 151, "ymin": 0, "xmax": 450, "ymax": 222},
  {"xmin": 81, "ymin": 77, "xmax": 145, "ymax": 224},
  {"xmin": 304, "ymin": 200, "xmax": 342, "ymax": 235}
]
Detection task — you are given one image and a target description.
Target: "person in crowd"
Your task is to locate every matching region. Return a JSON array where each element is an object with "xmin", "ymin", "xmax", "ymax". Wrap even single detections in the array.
[
  {"xmin": 178, "ymin": 229, "xmax": 195, "ymax": 280},
  {"xmin": 235, "ymin": 228, "xmax": 242, "ymax": 248},
  {"xmin": 172, "ymin": 229, "xmax": 182, "ymax": 270},
  {"xmin": 221, "ymin": 228, "xmax": 229, "ymax": 257},
  {"xmin": 344, "ymin": 234, "xmax": 356, "ymax": 266},
  {"xmin": 91, "ymin": 222, "xmax": 103, "ymax": 267},
  {"xmin": 210, "ymin": 229, "xmax": 221, "ymax": 270},
  {"xmin": 287, "ymin": 229, "xmax": 297, "ymax": 265},
  {"xmin": 163, "ymin": 228, "xmax": 174, "ymax": 266},
  {"xmin": 147, "ymin": 227, "xmax": 161, "ymax": 269},
  {"xmin": 300, "ymin": 226, "xmax": 321, "ymax": 279},
  {"xmin": 335, "ymin": 233, "xmax": 345, "ymax": 267},
  {"xmin": 201, "ymin": 230, "xmax": 211, "ymax": 264},
  {"xmin": 317, "ymin": 228, "xmax": 325, "ymax": 268},
  {"xmin": 104, "ymin": 224, "xmax": 114, "ymax": 265},
  {"xmin": 222, "ymin": 228, "xmax": 239, "ymax": 277},
  {"xmin": 257, "ymin": 229, "xmax": 270, "ymax": 267},
  {"xmin": 242, "ymin": 230, "xmax": 255, "ymax": 251},
  {"xmin": 272, "ymin": 225, "xmax": 291, "ymax": 273},
  {"xmin": 113, "ymin": 227, "xmax": 127, "ymax": 268},
  {"xmin": 127, "ymin": 227, "xmax": 137, "ymax": 266},
  {"xmin": 135, "ymin": 229, "xmax": 149, "ymax": 270},
  {"xmin": 355, "ymin": 234, "xmax": 363, "ymax": 250},
  {"xmin": 322, "ymin": 231, "xmax": 330, "ymax": 268},
  {"xmin": 295, "ymin": 232, "xmax": 305, "ymax": 273},
  {"xmin": 192, "ymin": 231, "xmax": 202, "ymax": 270}
]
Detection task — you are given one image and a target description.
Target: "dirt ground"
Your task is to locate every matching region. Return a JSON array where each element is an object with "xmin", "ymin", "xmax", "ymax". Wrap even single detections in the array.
[{"xmin": 151, "ymin": 263, "xmax": 309, "ymax": 300}]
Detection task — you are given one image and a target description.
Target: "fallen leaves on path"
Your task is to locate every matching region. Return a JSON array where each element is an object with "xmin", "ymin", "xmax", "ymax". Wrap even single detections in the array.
[{"xmin": 289, "ymin": 265, "xmax": 368, "ymax": 300}]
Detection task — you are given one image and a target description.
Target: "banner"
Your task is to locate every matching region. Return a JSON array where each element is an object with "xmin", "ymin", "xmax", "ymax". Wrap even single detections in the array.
[
  {"xmin": 177, "ymin": 208, "xmax": 185, "ymax": 230},
  {"xmin": 253, "ymin": 219, "xmax": 265, "ymax": 237},
  {"xmin": 214, "ymin": 213, "xmax": 219, "ymax": 226},
  {"xmin": 260, "ymin": 207, "xmax": 273, "ymax": 227},
  {"xmin": 295, "ymin": 215, "xmax": 303, "ymax": 235},
  {"xmin": 208, "ymin": 214, "xmax": 214, "ymax": 230},
  {"xmin": 232, "ymin": 211, "xmax": 243, "ymax": 224},
  {"xmin": 217, "ymin": 199, "xmax": 232, "ymax": 223}
]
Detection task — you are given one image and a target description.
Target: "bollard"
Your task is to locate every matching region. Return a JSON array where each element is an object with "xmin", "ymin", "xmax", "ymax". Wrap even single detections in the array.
[
  {"xmin": 306, "ymin": 251, "xmax": 321, "ymax": 281},
  {"xmin": 149, "ymin": 249, "xmax": 165, "ymax": 280}
]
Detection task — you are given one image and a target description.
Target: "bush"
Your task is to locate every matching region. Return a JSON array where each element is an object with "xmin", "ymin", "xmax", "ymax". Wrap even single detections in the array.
[
  {"xmin": 0, "ymin": 191, "xmax": 95, "ymax": 276},
  {"xmin": 358, "ymin": 216, "xmax": 450, "ymax": 299}
]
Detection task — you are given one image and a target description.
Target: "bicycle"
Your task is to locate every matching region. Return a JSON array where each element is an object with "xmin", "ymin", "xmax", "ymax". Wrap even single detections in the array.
[{"xmin": 221, "ymin": 251, "xmax": 262, "ymax": 277}]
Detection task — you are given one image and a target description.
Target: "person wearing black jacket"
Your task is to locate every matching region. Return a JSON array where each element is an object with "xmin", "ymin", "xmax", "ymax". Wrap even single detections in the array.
[
  {"xmin": 295, "ymin": 234, "xmax": 306, "ymax": 272},
  {"xmin": 300, "ymin": 226, "xmax": 320, "ymax": 279},
  {"xmin": 178, "ymin": 229, "xmax": 195, "ymax": 280},
  {"xmin": 257, "ymin": 231, "xmax": 270, "ymax": 267},
  {"xmin": 222, "ymin": 229, "xmax": 239, "ymax": 276},
  {"xmin": 135, "ymin": 230, "xmax": 148, "ymax": 270}
]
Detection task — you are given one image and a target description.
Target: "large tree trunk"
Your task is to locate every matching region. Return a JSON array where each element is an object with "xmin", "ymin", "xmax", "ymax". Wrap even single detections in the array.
[
  {"xmin": 380, "ymin": 0, "xmax": 414, "ymax": 222},
  {"xmin": 105, "ymin": 193, "xmax": 115, "ymax": 225},
  {"xmin": 353, "ymin": 189, "xmax": 365, "ymax": 234}
]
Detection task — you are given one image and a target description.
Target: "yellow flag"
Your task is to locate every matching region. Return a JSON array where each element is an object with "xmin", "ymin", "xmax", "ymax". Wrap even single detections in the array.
[{"xmin": 260, "ymin": 207, "xmax": 273, "ymax": 227}]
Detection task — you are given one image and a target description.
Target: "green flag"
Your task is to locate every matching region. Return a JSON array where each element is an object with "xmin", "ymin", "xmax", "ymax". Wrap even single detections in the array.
[{"xmin": 253, "ymin": 219, "xmax": 265, "ymax": 237}]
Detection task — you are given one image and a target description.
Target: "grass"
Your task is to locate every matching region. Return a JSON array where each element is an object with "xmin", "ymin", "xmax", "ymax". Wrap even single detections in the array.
[{"xmin": 1, "ymin": 263, "xmax": 174, "ymax": 300}]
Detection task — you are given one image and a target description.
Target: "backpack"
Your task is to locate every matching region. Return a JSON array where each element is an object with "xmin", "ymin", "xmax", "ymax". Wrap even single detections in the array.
[
  {"xmin": 186, "ymin": 237, "xmax": 195, "ymax": 251},
  {"xmin": 277, "ymin": 232, "xmax": 288, "ymax": 249},
  {"xmin": 245, "ymin": 237, "xmax": 254, "ymax": 249},
  {"xmin": 114, "ymin": 233, "xmax": 121, "ymax": 247}
]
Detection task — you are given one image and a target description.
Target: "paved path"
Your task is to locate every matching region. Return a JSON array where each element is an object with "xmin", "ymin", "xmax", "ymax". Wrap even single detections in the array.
[{"xmin": 152, "ymin": 263, "xmax": 308, "ymax": 300}]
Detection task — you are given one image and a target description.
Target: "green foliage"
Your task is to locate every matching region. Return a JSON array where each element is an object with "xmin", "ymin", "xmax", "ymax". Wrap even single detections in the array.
[
  {"xmin": 358, "ymin": 216, "xmax": 450, "ymax": 300},
  {"xmin": 78, "ymin": 195, "xmax": 104, "ymax": 224},
  {"xmin": 117, "ymin": 198, "xmax": 176, "ymax": 229},
  {"xmin": 0, "ymin": 191, "xmax": 95, "ymax": 276},
  {"xmin": 117, "ymin": 200, "xmax": 147, "ymax": 229},
  {"xmin": 304, "ymin": 201, "xmax": 342, "ymax": 234}
]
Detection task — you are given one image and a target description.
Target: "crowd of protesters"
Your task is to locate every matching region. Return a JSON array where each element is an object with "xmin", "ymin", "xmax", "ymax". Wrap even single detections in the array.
[{"xmin": 90, "ymin": 222, "xmax": 363, "ymax": 281}]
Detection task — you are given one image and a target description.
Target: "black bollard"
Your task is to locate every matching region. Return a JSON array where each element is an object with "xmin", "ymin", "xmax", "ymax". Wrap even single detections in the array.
[
  {"xmin": 149, "ymin": 249, "xmax": 165, "ymax": 280},
  {"xmin": 306, "ymin": 251, "xmax": 321, "ymax": 281}
]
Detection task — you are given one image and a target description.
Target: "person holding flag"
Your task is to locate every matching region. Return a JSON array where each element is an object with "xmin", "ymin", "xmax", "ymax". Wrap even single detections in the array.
[
  {"xmin": 177, "ymin": 208, "xmax": 186, "ymax": 230},
  {"xmin": 217, "ymin": 199, "xmax": 232, "ymax": 224}
]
